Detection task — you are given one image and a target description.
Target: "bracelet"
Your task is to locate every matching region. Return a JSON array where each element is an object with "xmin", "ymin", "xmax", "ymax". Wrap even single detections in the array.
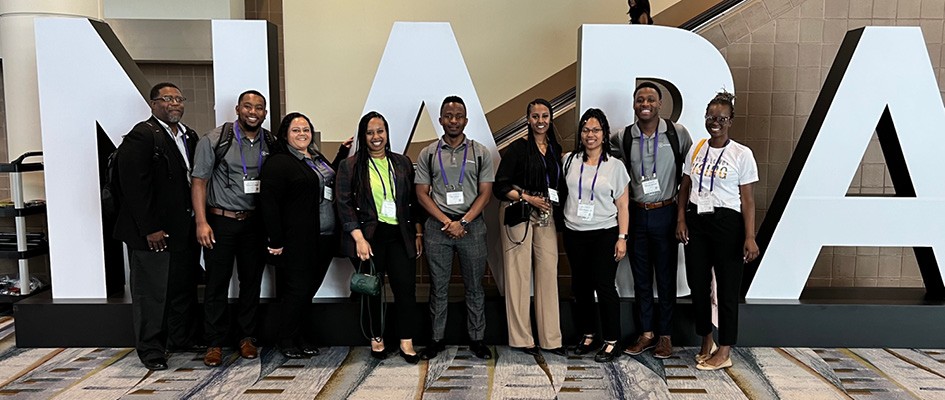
[{"xmin": 416, "ymin": 233, "xmax": 424, "ymax": 237}]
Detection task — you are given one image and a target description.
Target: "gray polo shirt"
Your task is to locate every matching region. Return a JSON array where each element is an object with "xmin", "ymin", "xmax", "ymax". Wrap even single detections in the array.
[
  {"xmin": 415, "ymin": 137, "xmax": 495, "ymax": 216},
  {"xmin": 611, "ymin": 120, "xmax": 692, "ymax": 203},
  {"xmin": 192, "ymin": 124, "xmax": 271, "ymax": 211}
]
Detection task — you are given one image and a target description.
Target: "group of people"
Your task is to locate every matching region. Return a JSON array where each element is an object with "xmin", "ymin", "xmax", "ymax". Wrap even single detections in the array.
[{"xmin": 113, "ymin": 80, "xmax": 757, "ymax": 373}]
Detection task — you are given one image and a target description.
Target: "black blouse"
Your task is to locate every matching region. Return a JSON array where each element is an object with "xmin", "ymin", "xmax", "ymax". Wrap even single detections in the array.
[{"xmin": 493, "ymin": 138, "xmax": 567, "ymax": 202}]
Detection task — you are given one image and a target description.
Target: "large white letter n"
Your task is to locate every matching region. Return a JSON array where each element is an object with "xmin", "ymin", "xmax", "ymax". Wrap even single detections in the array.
[{"xmin": 748, "ymin": 27, "xmax": 945, "ymax": 300}]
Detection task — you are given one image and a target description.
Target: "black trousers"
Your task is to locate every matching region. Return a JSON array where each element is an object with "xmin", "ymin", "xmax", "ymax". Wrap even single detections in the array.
[
  {"xmin": 563, "ymin": 226, "xmax": 621, "ymax": 342},
  {"xmin": 352, "ymin": 222, "xmax": 418, "ymax": 340},
  {"xmin": 276, "ymin": 234, "xmax": 336, "ymax": 348},
  {"xmin": 629, "ymin": 204, "xmax": 677, "ymax": 336},
  {"xmin": 202, "ymin": 213, "xmax": 267, "ymax": 346},
  {"xmin": 684, "ymin": 207, "xmax": 744, "ymax": 346},
  {"xmin": 129, "ymin": 240, "xmax": 200, "ymax": 362}
]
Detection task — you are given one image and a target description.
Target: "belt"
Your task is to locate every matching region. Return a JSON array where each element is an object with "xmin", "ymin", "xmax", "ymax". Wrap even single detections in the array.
[
  {"xmin": 443, "ymin": 213, "xmax": 465, "ymax": 221},
  {"xmin": 208, "ymin": 207, "xmax": 254, "ymax": 221},
  {"xmin": 634, "ymin": 199, "xmax": 675, "ymax": 210}
]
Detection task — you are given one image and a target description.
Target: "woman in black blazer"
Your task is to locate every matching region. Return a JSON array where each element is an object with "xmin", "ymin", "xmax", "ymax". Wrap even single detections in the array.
[
  {"xmin": 335, "ymin": 111, "xmax": 424, "ymax": 364},
  {"xmin": 259, "ymin": 112, "xmax": 349, "ymax": 358}
]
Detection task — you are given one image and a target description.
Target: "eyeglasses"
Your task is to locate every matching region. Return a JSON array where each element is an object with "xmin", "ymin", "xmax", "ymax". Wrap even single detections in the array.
[
  {"xmin": 152, "ymin": 96, "xmax": 187, "ymax": 104},
  {"xmin": 704, "ymin": 115, "xmax": 731, "ymax": 124},
  {"xmin": 581, "ymin": 127, "xmax": 604, "ymax": 134}
]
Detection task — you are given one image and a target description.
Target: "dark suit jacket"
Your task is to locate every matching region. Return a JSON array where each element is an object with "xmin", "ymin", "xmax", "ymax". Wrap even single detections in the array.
[
  {"xmin": 335, "ymin": 152, "xmax": 419, "ymax": 259},
  {"xmin": 113, "ymin": 117, "xmax": 197, "ymax": 251}
]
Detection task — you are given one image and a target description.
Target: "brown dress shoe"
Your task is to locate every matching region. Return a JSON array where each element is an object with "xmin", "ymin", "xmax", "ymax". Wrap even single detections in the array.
[
  {"xmin": 239, "ymin": 338, "xmax": 258, "ymax": 359},
  {"xmin": 623, "ymin": 335, "xmax": 657, "ymax": 356},
  {"xmin": 204, "ymin": 347, "xmax": 223, "ymax": 367},
  {"xmin": 654, "ymin": 336, "xmax": 673, "ymax": 359}
]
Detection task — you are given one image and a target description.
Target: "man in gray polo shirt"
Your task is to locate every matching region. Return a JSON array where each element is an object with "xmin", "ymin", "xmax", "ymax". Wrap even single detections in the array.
[
  {"xmin": 611, "ymin": 82, "xmax": 692, "ymax": 359},
  {"xmin": 191, "ymin": 90, "xmax": 272, "ymax": 367},
  {"xmin": 416, "ymin": 96, "xmax": 495, "ymax": 360}
]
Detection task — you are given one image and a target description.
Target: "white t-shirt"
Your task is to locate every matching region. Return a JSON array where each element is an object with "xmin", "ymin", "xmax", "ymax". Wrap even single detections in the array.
[
  {"xmin": 561, "ymin": 152, "xmax": 631, "ymax": 231},
  {"xmin": 682, "ymin": 139, "xmax": 758, "ymax": 212}
]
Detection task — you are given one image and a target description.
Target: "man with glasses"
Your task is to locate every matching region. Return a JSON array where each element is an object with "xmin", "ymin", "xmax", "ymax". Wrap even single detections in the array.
[
  {"xmin": 114, "ymin": 82, "xmax": 201, "ymax": 370},
  {"xmin": 192, "ymin": 90, "xmax": 272, "ymax": 367},
  {"xmin": 609, "ymin": 82, "xmax": 692, "ymax": 359}
]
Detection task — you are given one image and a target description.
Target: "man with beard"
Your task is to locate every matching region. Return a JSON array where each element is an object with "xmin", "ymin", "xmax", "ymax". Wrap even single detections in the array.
[
  {"xmin": 610, "ymin": 82, "xmax": 692, "ymax": 359},
  {"xmin": 114, "ymin": 82, "xmax": 201, "ymax": 370},
  {"xmin": 192, "ymin": 90, "xmax": 273, "ymax": 367},
  {"xmin": 415, "ymin": 96, "xmax": 494, "ymax": 360}
]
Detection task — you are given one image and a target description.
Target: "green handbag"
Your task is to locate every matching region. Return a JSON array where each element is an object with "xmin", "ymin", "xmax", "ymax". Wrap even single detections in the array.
[{"xmin": 350, "ymin": 259, "xmax": 381, "ymax": 296}]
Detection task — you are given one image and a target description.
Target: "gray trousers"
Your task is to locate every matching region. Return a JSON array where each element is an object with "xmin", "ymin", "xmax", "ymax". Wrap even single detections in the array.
[{"xmin": 424, "ymin": 216, "xmax": 488, "ymax": 341}]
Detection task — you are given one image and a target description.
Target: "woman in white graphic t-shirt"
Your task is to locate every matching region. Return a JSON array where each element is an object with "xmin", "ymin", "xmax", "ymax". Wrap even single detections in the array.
[{"xmin": 675, "ymin": 91, "xmax": 759, "ymax": 371}]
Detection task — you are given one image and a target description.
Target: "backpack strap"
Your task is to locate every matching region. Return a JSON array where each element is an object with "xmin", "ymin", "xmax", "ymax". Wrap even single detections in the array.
[
  {"xmin": 213, "ymin": 122, "xmax": 235, "ymax": 173},
  {"xmin": 691, "ymin": 138, "xmax": 707, "ymax": 164},
  {"xmin": 662, "ymin": 118, "xmax": 683, "ymax": 188}
]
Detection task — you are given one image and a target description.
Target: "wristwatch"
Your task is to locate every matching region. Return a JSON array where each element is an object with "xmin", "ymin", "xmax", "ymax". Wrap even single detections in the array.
[
  {"xmin": 460, "ymin": 219, "xmax": 470, "ymax": 231},
  {"xmin": 617, "ymin": 233, "xmax": 628, "ymax": 240}
]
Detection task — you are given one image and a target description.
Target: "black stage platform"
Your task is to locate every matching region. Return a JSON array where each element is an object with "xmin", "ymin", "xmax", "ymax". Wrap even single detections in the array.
[{"xmin": 13, "ymin": 287, "xmax": 945, "ymax": 348}]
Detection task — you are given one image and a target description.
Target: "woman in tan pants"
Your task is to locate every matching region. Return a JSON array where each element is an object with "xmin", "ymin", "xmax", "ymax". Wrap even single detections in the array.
[{"xmin": 493, "ymin": 98, "xmax": 566, "ymax": 356}]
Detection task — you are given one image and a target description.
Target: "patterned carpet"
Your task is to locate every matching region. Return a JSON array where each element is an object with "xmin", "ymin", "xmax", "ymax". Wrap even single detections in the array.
[{"xmin": 0, "ymin": 316, "xmax": 943, "ymax": 399}]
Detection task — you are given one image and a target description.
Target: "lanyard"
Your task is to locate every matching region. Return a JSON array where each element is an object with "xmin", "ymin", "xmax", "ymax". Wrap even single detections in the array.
[
  {"xmin": 233, "ymin": 122, "xmax": 265, "ymax": 177},
  {"xmin": 369, "ymin": 156, "xmax": 395, "ymax": 199},
  {"xmin": 539, "ymin": 152, "xmax": 561, "ymax": 190},
  {"xmin": 304, "ymin": 157, "xmax": 334, "ymax": 184},
  {"xmin": 578, "ymin": 153, "xmax": 604, "ymax": 201},
  {"xmin": 639, "ymin": 129, "xmax": 659, "ymax": 179},
  {"xmin": 697, "ymin": 139, "xmax": 730, "ymax": 193},
  {"xmin": 437, "ymin": 139, "xmax": 468, "ymax": 188}
]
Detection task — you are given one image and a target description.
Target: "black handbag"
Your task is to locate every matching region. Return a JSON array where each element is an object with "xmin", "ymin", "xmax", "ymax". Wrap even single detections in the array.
[
  {"xmin": 350, "ymin": 259, "xmax": 381, "ymax": 296},
  {"xmin": 503, "ymin": 200, "xmax": 531, "ymax": 227}
]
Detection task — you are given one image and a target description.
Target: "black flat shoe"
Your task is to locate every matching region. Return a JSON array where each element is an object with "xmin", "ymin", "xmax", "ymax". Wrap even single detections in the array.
[
  {"xmin": 574, "ymin": 335, "xmax": 597, "ymax": 355},
  {"xmin": 470, "ymin": 341, "xmax": 492, "ymax": 359},
  {"xmin": 594, "ymin": 343, "xmax": 619, "ymax": 363},
  {"xmin": 142, "ymin": 358, "xmax": 168, "ymax": 371},
  {"xmin": 280, "ymin": 347, "xmax": 308, "ymax": 359},
  {"xmin": 544, "ymin": 347, "xmax": 567, "ymax": 356},
  {"xmin": 514, "ymin": 346, "xmax": 540, "ymax": 356},
  {"xmin": 399, "ymin": 350, "xmax": 420, "ymax": 364},
  {"xmin": 420, "ymin": 340, "xmax": 445, "ymax": 360}
]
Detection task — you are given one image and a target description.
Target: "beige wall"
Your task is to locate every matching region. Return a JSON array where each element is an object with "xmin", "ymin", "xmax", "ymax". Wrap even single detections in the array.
[{"xmin": 282, "ymin": 0, "xmax": 676, "ymax": 144}]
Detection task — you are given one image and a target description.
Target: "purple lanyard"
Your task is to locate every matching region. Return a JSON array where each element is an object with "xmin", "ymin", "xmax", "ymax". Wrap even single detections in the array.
[
  {"xmin": 233, "ymin": 122, "xmax": 265, "ymax": 178},
  {"xmin": 369, "ymin": 157, "xmax": 395, "ymax": 199},
  {"xmin": 436, "ymin": 139, "xmax": 468, "ymax": 189},
  {"xmin": 304, "ymin": 157, "xmax": 334, "ymax": 184},
  {"xmin": 639, "ymin": 128, "xmax": 659, "ymax": 179},
  {"xmin": 697, "ymin": 140, "xmax": 730, "ymax": 193},
  {"xmin": 578, "ymin": 153, "xmax": 603, "ymax": 201},
  {"xmin": 539, "ymin": 153, "xmax": 560, "ymax": 191}
]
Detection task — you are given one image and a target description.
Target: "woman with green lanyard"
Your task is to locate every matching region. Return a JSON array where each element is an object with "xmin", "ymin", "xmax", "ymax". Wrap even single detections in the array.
[
  {"xmin": 561, "ymin": 108, "xmax": 630, "ymax": 363},
  {"xmin": 676, "ymin": 91, "xmax": 759, "ymax": 370},
  {"xmin": 335, "ymin": 111, "xmax": 423, "ymax": 364}
]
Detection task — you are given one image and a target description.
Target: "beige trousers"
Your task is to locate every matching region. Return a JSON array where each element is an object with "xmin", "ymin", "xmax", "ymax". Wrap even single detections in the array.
[{"xmin": 500, "ymin": 204, "xmax": 562, "ymax": 349}]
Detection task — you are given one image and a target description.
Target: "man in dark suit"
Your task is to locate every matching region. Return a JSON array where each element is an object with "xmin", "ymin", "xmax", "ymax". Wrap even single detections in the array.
[{"xmin": 114, "ymin": 82, "xmax": 200, "ymax": 370}]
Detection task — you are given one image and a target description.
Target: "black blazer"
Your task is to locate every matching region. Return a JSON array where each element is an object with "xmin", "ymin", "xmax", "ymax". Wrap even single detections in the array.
[
  {"xmin": 335, "ymin": 153, "xmax": 419, "ymax": 259},
  {"xmin": 113, "ymin": 117, "xmax": 197, "ymax": 251},
  {"xmin": 259, "ymin": 146, "xmax": 348, "ymax": 252},
  {"xmin": 493, "ymin": 138, "xmax": 567, "ymax": 227}
]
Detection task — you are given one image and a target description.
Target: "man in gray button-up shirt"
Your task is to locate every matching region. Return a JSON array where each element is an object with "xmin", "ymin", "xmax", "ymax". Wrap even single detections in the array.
[
  {"xmin": 611, "ymin": 82, "xmax": 692, "ymax": 359},
  {"xmin": 415, "ymin": 96, "xmax": 495, "ymax": 360},
  {"xmin": 190, "ymin": 90, "xmax": 272, "ymax": 367}
]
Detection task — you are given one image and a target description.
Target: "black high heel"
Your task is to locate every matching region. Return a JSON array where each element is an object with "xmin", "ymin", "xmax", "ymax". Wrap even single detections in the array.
[
  {"xmin": 370, "ymin": 337, "xmax": 387, "ymax": 360},
  {"xmin": 399, "ymin": 349, "xmax": 420, "ymax": 364}
]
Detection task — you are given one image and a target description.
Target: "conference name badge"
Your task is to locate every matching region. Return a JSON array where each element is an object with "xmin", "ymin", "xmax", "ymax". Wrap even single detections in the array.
[
  {"xmin": 446, "ymin": 191, "xmax": 464, "ymax": 205},
  {"xmin": 381, "ymin": 199, "xmax": 397, "ymax": 218},
  {"xmin": 243, "ymin": 179, "xmax": 261, "ymax": 194},
  {"xmin": 577, "ymin": 202, "xmax": 594, "ymax": 221}
]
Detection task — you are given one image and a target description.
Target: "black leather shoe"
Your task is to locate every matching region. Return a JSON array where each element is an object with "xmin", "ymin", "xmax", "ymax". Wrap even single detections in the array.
[
  {"xmin": 371, "ymin": 348, "xmax": 387, "ymax": 360},
  {"xmin": 420, "ymin": 340, "xmax": 445, "ymax": 360},
  {"xmin": 594, "ymin": 343, "xmax": 619, "ymax": 363},
  {"xmin": 574, "ymin": 335, "xmax": 597, "ymax": 355},
  {"xmin": 399, "ymin": 350, "xmax": 420, "ymax": 364},
  {"xmin": 300, "ymin": 345, "xmax": 320, "ymax": 357},
  {"xmin": 280, "ymin": 347, "xmax": 308, "ymax": 359},
  {"xmin": 143, "ymin": 358, "xmax": 168, "ymax": 371},
  {"xmin": 469, "ymin": 341, "xmax": 492, "ymax": 359},
  {"xmin": 515, "ymin": 346, "xmax": 540, "ymax": 356},
  {"xmin": 544, "ymin": 347, "xmax": 567, "ymax": 356}
]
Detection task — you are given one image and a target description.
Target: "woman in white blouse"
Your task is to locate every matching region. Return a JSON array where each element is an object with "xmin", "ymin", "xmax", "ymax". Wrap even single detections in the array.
[
  {"xmin": 676, "ymin": 91, "xmax": 759, "ymax": 370},
  {"xmin": 561, "ymin": 108, "xmax": 630, "ymax": 363}
]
